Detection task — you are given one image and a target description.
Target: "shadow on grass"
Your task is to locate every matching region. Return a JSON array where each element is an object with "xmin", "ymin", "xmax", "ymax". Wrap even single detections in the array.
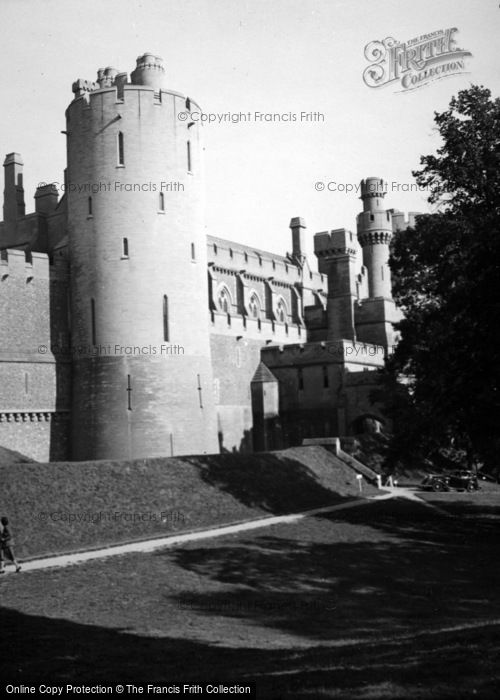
[
  {"xmin": 166, "ymin": 500, "xmax": 500, "ymax": 639},
  {"xmin": 420, "ymin": 494, "xmax": 500, "ymax": 521},
  {"xmin": 335, "ymin": 496, "xmax": 500, "ymax": 549},
  {"xmin": 186, "ymin": 451, "xmax": 351, "ymax": 514},
  {"xmin": 2, "ymin": 498, "xmax": 499, "ymax": 697},
  {"xmin": 1, "ymin": 604, "xmax": 499, "ymax": 698},
  {"xmin": 160, "ymin": 498, "xmax": 499, "ymax": 696}
]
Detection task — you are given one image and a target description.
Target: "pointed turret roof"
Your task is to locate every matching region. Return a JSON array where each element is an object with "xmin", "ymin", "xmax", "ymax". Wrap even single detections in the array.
[{"xmin": 251, "ymin": 362, "xmax": 277, "ymax": 384}]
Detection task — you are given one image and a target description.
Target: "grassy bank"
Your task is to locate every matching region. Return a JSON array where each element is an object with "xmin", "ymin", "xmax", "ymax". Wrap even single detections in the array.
[{"xmin": 0, "ymin": 446, "xmax": 377, "ymax": 559}]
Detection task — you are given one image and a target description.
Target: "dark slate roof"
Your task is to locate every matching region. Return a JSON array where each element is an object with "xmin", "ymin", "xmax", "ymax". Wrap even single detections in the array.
[{"xmin": 251, "ymin": 362, "xmax": 278, "ymax": 384}]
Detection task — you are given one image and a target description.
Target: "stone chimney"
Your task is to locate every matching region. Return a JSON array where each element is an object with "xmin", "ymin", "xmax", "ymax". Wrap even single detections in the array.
[
  {"xmin": 3, "ymin": 153, "xmax": 25, "ymax": 227},
  {"xmin": 34, "ymin": 184, "xmax": 59, "ymax": 215},
  {"xmin": 290, "ymin": 216, "xmax": 306, "ymax": 263}
]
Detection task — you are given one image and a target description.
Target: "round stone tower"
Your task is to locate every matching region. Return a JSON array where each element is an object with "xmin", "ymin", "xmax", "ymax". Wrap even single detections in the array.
[
  {"xmin": 66, "ymin": 53, "xmax": 218, "ymax": 460},
  {"xmin": 356, "ymin": 177, "xmax": 393, "ymax": 298}
]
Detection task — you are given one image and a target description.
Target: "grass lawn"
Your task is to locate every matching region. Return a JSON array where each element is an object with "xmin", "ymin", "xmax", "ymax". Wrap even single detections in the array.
[
  {"xmin": 418, "ymin": 480, "xmax": 500, "ymax": 518},
  {"xmin": 1, "ymin": 491, "xmax": 499, "ymax": 698},
  {"xmin": 0, "ymin": 446, "xmax": 377, "ymax": 559}
]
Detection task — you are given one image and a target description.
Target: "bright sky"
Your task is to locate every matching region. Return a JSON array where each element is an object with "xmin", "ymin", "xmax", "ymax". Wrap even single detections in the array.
[{"xmin": 1, "ymin": 0, "xmax": 498, "ymax": 261}]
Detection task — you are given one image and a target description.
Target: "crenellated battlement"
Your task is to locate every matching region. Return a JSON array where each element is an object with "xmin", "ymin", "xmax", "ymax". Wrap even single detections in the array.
[
  {"xmin": 0, "ymin": 248, "xmax": 49, "ymax": 281},
  {"xmin": 71, "ymin": 81, "xmax": 198, "ymax": 106},
  {"xmin": 130, "ymin": 53, "xmax": 165, "ymax": 90},
  {"xmin": 314, "ymin": 228, "xmax": 358, "ymax": 258},
  {"xmin": 72, "ymin": 78, "xmax": 100, "ymax": 97},
  {"xmin": 360, "ymin": 177, "xmax": 387, "ymax": 209},
  {"xmin": 69, "ymin": 83, "xmax": 200, "ymax": 114},
  {"xmin": 389, "ymin": 209, "xmax": 422, "ymax": 232},
  {"xmin": 70, "ymin": 53, "xmax": 199, "ymax": 110}
]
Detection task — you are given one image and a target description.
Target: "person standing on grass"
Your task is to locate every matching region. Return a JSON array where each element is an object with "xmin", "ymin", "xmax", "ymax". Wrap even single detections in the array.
[{"xmin": 0, "ymin": 516, "xmax": 21, "ymax": 573}]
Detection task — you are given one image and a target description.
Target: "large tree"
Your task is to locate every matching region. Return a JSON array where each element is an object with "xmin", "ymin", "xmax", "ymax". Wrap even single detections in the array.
[{"xmin": 383, "ymin": 86, "xmax": 500, "ymax": 474}]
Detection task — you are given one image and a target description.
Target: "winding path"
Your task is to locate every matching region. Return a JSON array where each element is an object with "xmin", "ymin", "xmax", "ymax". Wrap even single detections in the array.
[{"xmin": 1, "ymin": 487, "xmax": 445, "ymax": 575}]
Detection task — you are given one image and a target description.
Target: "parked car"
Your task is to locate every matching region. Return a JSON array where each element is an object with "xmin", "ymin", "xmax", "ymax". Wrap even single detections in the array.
[
  {"xmin": 448, "ymin": 470, "xmax": 479, "ymax": 491},
  {"xmin": 421, "ymin": 474, "xmax": 450, "ymax": 492},
  {"xmin": 421, "ymin": 470, "xmax": 479, "ymax": 492}
]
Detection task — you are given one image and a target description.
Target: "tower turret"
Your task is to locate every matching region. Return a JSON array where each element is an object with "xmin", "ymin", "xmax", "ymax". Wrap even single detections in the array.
[
  {"xmin": 356, "ymin": 177, "xmax": 393, "ymax": 299},
  {"xmin": 354, "ymin": 177, "xmax": 401, "ymax": 348},
  {"xmin": 66, "ymin": 55, "xmax": 218, "ymax": 460},
  {"xmin": 130, "ymin": 53, "xmax": 167, "ymax": 91},
  {"xmin": 314, "ymin": 228, "xmax": 359, "ymax": 341},
  {"xmin": 96, "ymin": 67, "xmax": 119, "ymax": 88}
]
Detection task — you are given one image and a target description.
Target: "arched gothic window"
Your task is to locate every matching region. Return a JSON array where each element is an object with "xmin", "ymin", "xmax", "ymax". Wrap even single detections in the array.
[
  {"xmin": 217, "ymin": 286, "xmax": 231, "ymax": 314},
  {"xmin": 276, "ymin": 297, "xmax": 287, "ymax": 323},
  {"xmin": 248, "ymin": 293, "xmax": 261, "ymax": 319}
]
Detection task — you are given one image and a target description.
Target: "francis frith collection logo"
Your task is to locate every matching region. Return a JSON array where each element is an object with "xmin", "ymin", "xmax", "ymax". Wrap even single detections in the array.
[{"xmin": 363, "ymin": 28, "xmax": 472, "ymax": 91}]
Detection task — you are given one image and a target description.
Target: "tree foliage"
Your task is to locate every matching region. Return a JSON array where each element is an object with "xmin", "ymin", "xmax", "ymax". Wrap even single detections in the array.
[{"xmin": 382, "ymin": 86, "xmax": 500, "ymax": 474}]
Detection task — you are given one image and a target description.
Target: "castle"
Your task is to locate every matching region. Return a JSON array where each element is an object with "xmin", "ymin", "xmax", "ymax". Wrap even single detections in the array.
[{"xmin": 0, "ymin": 54, "xmax": 418, "ymax": 462}]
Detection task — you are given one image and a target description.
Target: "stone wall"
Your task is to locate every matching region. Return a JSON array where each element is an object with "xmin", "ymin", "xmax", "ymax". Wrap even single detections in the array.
[
  {"xmin": 261, "ymin": 340, "xmax": 387, "ymax": 445},
  {"xmin": 0, "ymin": 249, "xmax": 70, "ymax": 460}
]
